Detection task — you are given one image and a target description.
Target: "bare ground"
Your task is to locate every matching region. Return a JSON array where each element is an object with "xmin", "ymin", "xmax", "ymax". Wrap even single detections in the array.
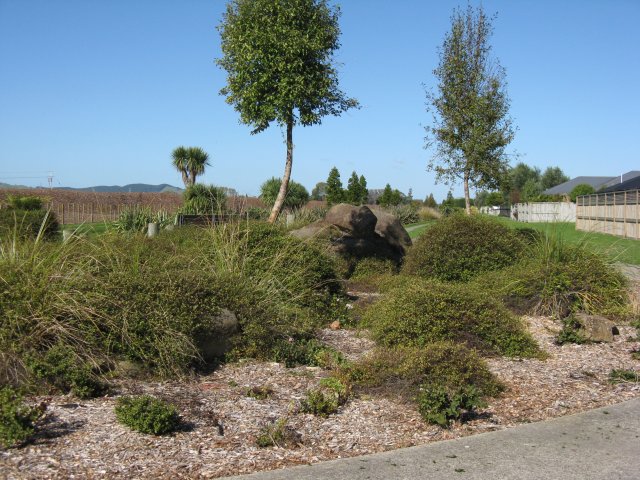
[{"xmin": 1, "ymin": 313, "xmax": 639, "ymax": 480}]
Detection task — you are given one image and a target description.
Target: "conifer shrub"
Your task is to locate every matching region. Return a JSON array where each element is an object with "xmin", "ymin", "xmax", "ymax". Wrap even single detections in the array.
[
  {"xmin": 361, "ymin": 279, "xmax": 540, "ymax": 357},
  {"xmin": 403, "ymin": 214, "xmax": 525, "ymax": 282},
  {"xmin": 0, "ymin": 209, "xmax": 58, "ymax": 240},
  {"xmin": 115, "ymin": 395, "xmax": 180, "ymax": 435}
]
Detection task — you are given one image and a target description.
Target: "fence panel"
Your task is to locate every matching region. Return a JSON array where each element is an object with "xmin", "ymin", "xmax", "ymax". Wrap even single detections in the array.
[
  {"xmin": 511, "ymin": 202, "xmax": 576, "ymax": 223},
  {"xmin": 576, "ymin": 189, "xmax": 640, "ymax": 239},
  {"xmin": 49, "ymin": 203, "xmax": 180, "ymax": 225}
]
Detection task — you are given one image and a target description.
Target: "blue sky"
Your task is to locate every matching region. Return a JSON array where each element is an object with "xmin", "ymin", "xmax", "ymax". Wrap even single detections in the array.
[{"xmin": 0, "ymin": 0, "xmax": 638, "ymax": 201}]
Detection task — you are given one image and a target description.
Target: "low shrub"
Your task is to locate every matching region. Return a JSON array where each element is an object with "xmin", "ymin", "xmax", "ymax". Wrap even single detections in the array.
[
  {"xmin": 417, "ymin": 384, "xmax": 485, "ymax": 427},
  {"xmin": 383, "ymin": 204, "xmax": 419, "ymax": 225},
  {"xmin": 418, "ymin": 206, "xmax": 441, "ymax": 221},
  {"xmin": 255, "ymin": 418, "xmax": 301, "ymax": 448},
  {"xmin": 608, "ymin": 369, "xmax": 639, "ymax": 384},
  {"xmin": 554, "ymin": 316, "xmax": 588, "ymax": 345},
  {"xmin": 0, "ymin": 387, "xmax": 45, "ymax": 448},
  {"xmin": 345, "ymin": 342, "xmax": 503, "ymax": 399},
  {"xmin": 0, "ymin": 209, "xmax": 59, "ymax": 240},
  {"xmin": 245, "ymin": 385, "xmax": 274, "ymax": 400},
  {"xmin": 271, "ymin": 338, "xmax": 345, "ymax": 368},
  {"xmin": 350, "ymin": 257, "xmax": 398, "ymax": 280},
  {"xmin": 477, "ymin": 238, "xmax": 631, "ymax": 319},
  {"xmin": 299, "ymin": 377, "xmax": 350, "ymax": 417},
  {"xmin": 5, "ymin": 195, "xmax": 44, "ymax": 211},
  {"xmin": 111, "ymin": 207, "xmax": 172, "ymax": 233},
  {"xmin": 403, "ymin": 214, "xmax": 525, "ymax": 282},
  {"xmin": 27, "ymin": 343, "xmax": 106, "ymax": 398},
  {"xmin": 115, "ymin": 395, "xmax": 180, "ymax": 435},
  {"xmin": 361, "ymin": 279, "xmax": 540, "ymax": 357},
  {"xmin": 182, "ymin": 184, "xmax": 226, "ymax": 214}
]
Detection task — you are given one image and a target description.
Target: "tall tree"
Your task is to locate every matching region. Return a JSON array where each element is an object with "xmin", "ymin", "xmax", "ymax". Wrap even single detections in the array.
[
  {"xmin": 325, "ymin": 166, "xmax": 344, "ymax": 205},
  {"xmin": 260, "ymin": 177, "xmax": 309, "ymax": 210},
  {"xmin": 509, "ymin": 162, "xmax": 540, "ymax": 192},
  {"xmin": 346, "ymin": 171, "xmax": 363, "ymax": 205},
  {"xmin": 425, "ymin": 5, "xmax": 515, "ymax": 215},
  {"xmin": 311, "ymin": 181, "xmax": 328, "ymax": 201},
  {"xmin": 424, "ymin": 193, "xmax": 438, "ymax": 208},
  {"xmin": 358, "ymin": 174, "xmax": 368, "ymax": 204},
  {"xmin": 217, "ymin": 0, "xmax": 358, "ymax": 223},
  {"xmin": 541, "ymin": 166, "xmax": 569, "ymax": 190},
  {"xmin": 172, "ymin": 146, "xmax": 210, "ymax": 188}
]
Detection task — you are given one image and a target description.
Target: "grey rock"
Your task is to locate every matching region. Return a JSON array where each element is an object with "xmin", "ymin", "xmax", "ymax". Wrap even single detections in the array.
[
  {"xmin": 574, "ymin": 313, "xmax": 619, "ymax": 343},
  {"xmin": 199, "ymin": 308, "xmax": 239, "ymax": 361}
]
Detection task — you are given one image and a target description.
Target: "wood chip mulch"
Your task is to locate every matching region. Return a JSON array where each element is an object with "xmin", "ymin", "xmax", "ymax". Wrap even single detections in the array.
[{"xmin": 2, "ymin": 285, "xmax": 640, "ymax": 479}]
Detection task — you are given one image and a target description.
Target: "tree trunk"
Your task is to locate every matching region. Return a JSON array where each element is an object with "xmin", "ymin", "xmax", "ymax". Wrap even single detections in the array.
[
  {"xmin": 268, "ymin": 118, "xmax": 293, "ymax": 223},
  {"xmin": 182, "ymin": 171, "xmax": 190, "ymax": 189},
  {"xmin": 463, "ymin": 170, "xmax": 471, "ymax": 215}
]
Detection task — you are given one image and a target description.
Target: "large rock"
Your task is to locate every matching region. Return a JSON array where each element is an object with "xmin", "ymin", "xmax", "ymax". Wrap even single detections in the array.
[
  {"xmin": 290, "ymin": 203, "xmax": 411, "ymax": 266},
  {"xmin": 573, "ymin": 313, "xmax": 619, "ymax": 343},
  {"xmin": 198, "ymin": 308, "xmax": 239, "ymax": 361}
]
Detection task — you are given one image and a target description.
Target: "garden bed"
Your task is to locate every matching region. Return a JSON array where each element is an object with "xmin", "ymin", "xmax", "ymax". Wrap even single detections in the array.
[{"xmin": 1, "ymin": 317, "xmax": 639, "ymax": 479}]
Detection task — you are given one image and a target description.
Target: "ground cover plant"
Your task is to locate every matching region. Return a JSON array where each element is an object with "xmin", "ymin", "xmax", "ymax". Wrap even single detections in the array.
[
  {"xmin": 403, "ymin": 214, "xmax": 525, "ymax": 282},
  {"xmin": 0, "ymin": 386, "xmax": 45, "ymax": 448},
  {"xmin": 115, "ymin": 395, "xmax": 180, "ymax": 435}
]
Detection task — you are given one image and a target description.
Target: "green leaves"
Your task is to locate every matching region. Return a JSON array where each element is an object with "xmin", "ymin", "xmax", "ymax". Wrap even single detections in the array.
[{"xmin": 217, "ymin": 0, "xmax": 358, "ymax": 133}]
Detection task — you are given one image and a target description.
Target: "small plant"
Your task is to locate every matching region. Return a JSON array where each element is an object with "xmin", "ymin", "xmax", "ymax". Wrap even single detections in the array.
[
  {"xmin": 115, "ymin": 395, "xmax": 180, "ymax": 435},
  {"xmin": 255, "ymin": 418, "xmax": 301, "ymax": 448},
  {"xmin": 27, "ymin": 344, "xmax": 106, "ymax": 399},
  {"xmin": 417, "ymin": 384, "xmax": 485, "ymax": 427},
  {"xmin": 0, "ymin": 387, "xmax": 45, "ymax": 448},
  {"xmin": 299, "ymin": 377, "xmax": 350, "ymax": 417},
  {"xmin": 608, "ymin": 369, "xmax": 640, "ymax": 384},
  {"xmin": 271, "ymin": 338, "xmax": 344, "ymax": 368},
  {"xmin": 245, "ymin": 385, "xmax": 274, "ymax": 400},
  {"xmin": 555, "ymin": 316, "xmax": 588, "ymax": 345}
]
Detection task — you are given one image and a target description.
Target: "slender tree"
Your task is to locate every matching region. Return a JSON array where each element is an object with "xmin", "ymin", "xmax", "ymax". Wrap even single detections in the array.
[
  {"xmin": 346, "ymin": 171, "xmax": 362, "ymax": 205},
  {"xmin": 425, "ymin": 5, "xmax": 515, "ymax": 215},
  {"xmin": 217, "ymin": 0, "xmax": 358, "ymax": 222},
  {"xmin": 325, "ymin": 166, "xmax": 344, "ymax": 205},
  {"xmin": 358, "ymin": 174, "xmax": 368, "ymax": 204}
]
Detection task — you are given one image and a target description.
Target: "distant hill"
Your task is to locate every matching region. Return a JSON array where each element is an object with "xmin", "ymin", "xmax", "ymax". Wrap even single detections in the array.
[
  {"xmin": 58, "ymin": 183, "xmax": 184, "ymax": 193},
  {"xmin": 0, "ymin": 182, "xmax": 32, "ymax": 189}
]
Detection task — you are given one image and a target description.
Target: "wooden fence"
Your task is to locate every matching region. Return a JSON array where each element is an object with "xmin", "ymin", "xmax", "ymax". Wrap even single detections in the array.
[
  {"xmin": 576, "ymin": 190, "xmax": 640, "ymax": 239},
  {"xmin": 511, "ymin": 202, "xmax": 576, "ymax": 223},
  {"xmin": 47, "ymin": 203, "xmax": 179, "ymax": 225}
]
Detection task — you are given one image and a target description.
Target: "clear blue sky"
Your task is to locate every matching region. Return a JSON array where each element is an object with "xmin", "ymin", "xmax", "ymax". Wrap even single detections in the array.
[{"xmin": 1, "ymin": 0, "xmax": 638, "ymax": 201}]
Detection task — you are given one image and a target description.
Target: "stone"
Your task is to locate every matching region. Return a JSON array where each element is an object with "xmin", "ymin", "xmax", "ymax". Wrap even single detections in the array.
[
  {"xmin": 330, "ymin": 320, "xmax": 341, "ymax": 330},
  {"xmin": 198, "ymin": 308, "xmax": 239, "ymax": 361},
  {"xmin": 289, "ymin": 203, "xmax": 411, "ymax": 267},
  {"xmin": 573, "ymin": 313, "xmax": 619, "ymax": 343}
]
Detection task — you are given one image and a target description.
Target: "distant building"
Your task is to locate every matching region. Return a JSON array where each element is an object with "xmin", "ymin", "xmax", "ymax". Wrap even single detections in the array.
[{"xmin": 543, "ymin": 171, "xmax": 640, "ymax": 196}]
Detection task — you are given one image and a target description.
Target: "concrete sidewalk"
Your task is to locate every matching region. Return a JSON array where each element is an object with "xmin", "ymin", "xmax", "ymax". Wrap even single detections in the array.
[{"xmin": 224, "ymin": 398, "xmax": 640, "ymax": 480}]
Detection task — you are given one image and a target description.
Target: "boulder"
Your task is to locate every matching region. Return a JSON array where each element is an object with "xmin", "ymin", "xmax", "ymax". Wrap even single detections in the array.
[
  {"xmin": 289, "ymin": 203, "xmax": 411, "ymax": 267},
  {"xmin": 573, "ymin": 313, "xmax": 619, "ymax": 343},
  {"xmin": 198, "ymin": 308, "xmax": 239, "ymax": 361}
]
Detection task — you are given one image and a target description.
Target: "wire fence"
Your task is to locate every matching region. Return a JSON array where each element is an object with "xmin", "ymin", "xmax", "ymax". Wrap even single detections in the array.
[{"xmin": 576, "ymin": 190, "xmax": 640, "ymax": 239}]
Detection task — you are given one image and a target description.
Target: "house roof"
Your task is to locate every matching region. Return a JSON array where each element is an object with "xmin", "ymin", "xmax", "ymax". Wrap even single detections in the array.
[
  {"xmin": 543, "ymin": 171, "xmax": 640, "ymax": 195},
  {"xmin": 603, "ymin": 172, "xmax": 640, "ymax": 192},
  {"xmin": 543, "ymin": 176, "xmax": 615, "ymax": 195}
]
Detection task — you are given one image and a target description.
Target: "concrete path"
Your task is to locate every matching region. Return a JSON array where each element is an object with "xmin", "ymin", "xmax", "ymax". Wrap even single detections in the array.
[{"xmin": 223, "ymin": 398, "xmax": 640, "ymax": 480}]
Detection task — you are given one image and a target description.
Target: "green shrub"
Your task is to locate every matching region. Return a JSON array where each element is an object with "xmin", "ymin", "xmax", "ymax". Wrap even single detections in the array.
[
  {"xmin": 271, "ymin": 338, "xmax": 344, "ymax": 368},
  {"xmin": 182, "ymin": 184, "xmax": 226, "ymax": 214},
  {"xmin": 345, "ymin": 342, "xmax": 502, "ymax": 399},
  {"xmin": 417, "ymin": 384, "xmax": 485, "ymax": 427},
  {"xmin": 112, "ymin": 207, "xmax": 172, "ymax": 233},
  {"xmin": 383, "ymin": 204, "xmax": 419, "ymax": 225},
  {"xmin": 27, "ymin": 343, "xmax": 106, "ymax": 398},
  {"xmin": 350, "ymin": 257, "xmax": 398, "ymax": 280},
  {"xmin": 115, "ymin": 395, "xmax": 180, "ymax": 435},
  {"xmin": 608, "ymin": 369, "xmax": 639, "ymax": 383},
  {"xmin": 570, "ymin": 183, "xmax": 595, "ymax": 202},
  {"xmin": 255, "ymin": 418, "xmax": 300, "ymax": 448},
  {"xmin": 555, "ymin": 316, "xmax": 588, "ymax": 345},
  {"xmin": 300, "ymin": 377, "xmax": 350, "ymax": 417},
  {"xmin": 361, "ymin": 279, "xmax": 540, "ymax": 357},
  {"xmin": 403, "ymin": 214, "xmax": 525, "ymax": 282},
  {"xmin": 0, "ymin": 209, "xmax": 59, "ymax": 240},
  {"xmin": 260, "ymin": 177, "xmax": 309, "ymax": 210},
  {"xmin": 5, "ymin": 195, "xmax": 44, "ymax": 211},
  {"xmin": 0, "ymin": 387, "xmax": 44, "ymax": 448},
  {"xmin": 477, "ymin": 237, "xmax": 630, "ymax": 319}
]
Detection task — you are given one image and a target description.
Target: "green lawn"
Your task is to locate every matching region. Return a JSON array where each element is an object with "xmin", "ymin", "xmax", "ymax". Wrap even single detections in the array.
[
  {"xmin": 58, "ymin": 222, "xmax": 111, "ymax": 237},
  {"xmin": 405, "ymin": 220, "xmax": 437, "ymax": 240},
  {"xmin": 496, "ymin": 218, "xmax": 640, "ymax": 265}
]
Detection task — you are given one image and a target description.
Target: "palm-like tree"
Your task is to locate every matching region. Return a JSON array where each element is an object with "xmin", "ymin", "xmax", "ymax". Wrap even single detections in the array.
[{"xmin": 171, "ymin": 146, "xmax": 210, "ymax": 188}]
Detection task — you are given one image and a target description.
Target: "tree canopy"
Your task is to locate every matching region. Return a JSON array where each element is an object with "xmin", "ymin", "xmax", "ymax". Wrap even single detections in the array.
[
  {"xmin": 217, "ymin": 0, "xmax": 358, "ymax": 222},
  {"xmin": 425, "ymin": 5, "xmax": 514, "ymax": 215},
  {"xmin": 172, "ymin": 146, "xmax": 210, "ymax": 188}
]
